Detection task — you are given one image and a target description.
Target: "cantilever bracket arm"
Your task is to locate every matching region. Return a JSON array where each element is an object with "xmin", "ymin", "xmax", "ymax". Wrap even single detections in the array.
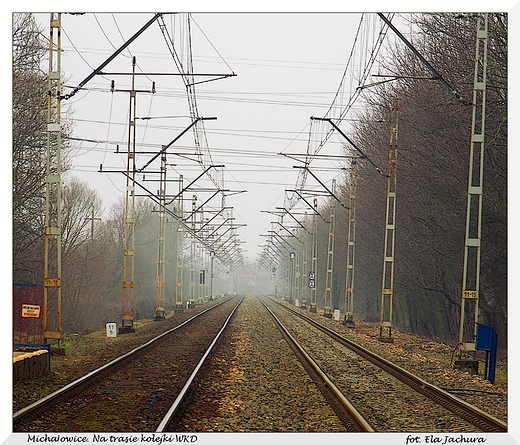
[
  {"xmin": 311, "ymin": 116, "xmax": 384, "ymax": 176},
  {"xmin": 286, "ymin": 189, "xmax": 329, "ymax": 223},
  {"xmin": 139, "ymin": 117, "xmax": 217, "ymax": 172},
  {"xmin": 187, "ymin": 73, "xmax": 237, "ymax": 87},
  {"xmin": 261, "ymin": 246, "xmax": 280, "ymax": 265},
  {"xmin": 62, "ymin": 13, "xmax": 162, "ymax": 100},
  {"xmin": 293, "ymin": 165, "xmax": 348, "ymax": 210},
  {"xmin": 166, "ymin": 165, "xmax": 225, "ymax": 205},
  {"xmin": 261, "ymin": 237, "xmax": 286, "ymax": 257},
  {"xmin": 114, "ymin": 171, "xmax": 238, "ymax": 262},
  {"xmin": 267, "ymin": 232, "xmax": 294, "ymax": 253},
  {"xmin": 275, "ymin": 222, "xmax": 303, "ymax": 243},
  {"xmin": 377, "ymin": 13, "xmax": 468, "ymax": 104},
  {"xmin": 199, "ymin": 207, "xmax": 233, "ymax": 231},
  {"xmin": 277, "ymin": 207, "xmax": 311, "ymax": 234}
]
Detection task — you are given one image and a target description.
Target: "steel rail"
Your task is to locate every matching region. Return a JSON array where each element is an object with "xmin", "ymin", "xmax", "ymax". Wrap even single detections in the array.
[
  {"xmin": 271, "ymin": 298, "xmax": 507, "ymax": 433},
  {"xmin": 155, "ymin": 297, "xmax": 243, "ymax": 432},
  {"xmin": 13, "ymin": 297, "xmax": 234, "ymax": 423},
  {"xmin": 260, "ymin": 299, "xmax": 374, "ymax": 432}
]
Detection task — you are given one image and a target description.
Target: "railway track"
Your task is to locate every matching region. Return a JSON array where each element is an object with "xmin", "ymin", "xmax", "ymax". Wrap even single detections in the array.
[
  {"xmin": 160, "ymin": 296, "xmax": 374, "ymax": 432},
  {"xmin": 268, "ymin": 297, "xmax": 507, "ymax": 433},
  {"xmin": 13, "ymin": 297, "xmax": 242, "ymax": 432},
  {"xmin": 162, "ymin": 294, "xmax": 363, "ymax": 432},
  {"xmin": 259, "ymin": 298, "xmax": 373, "ymax": 432},
  {"xmin": 13, "ymin": 295, "xmax": 507, "ymax": 433}
]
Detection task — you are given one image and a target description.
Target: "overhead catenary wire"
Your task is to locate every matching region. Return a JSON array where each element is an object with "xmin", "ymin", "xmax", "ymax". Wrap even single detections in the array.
[
  {"xmin": 58, "ymin": 13, "xmax": 245, "ymax": 264},
  {"xmin": 58, "ymin": 40, "xmax": 350, "ymax": 71},
  {"xmin": 259, "ymin": 13, "xmax": 390, "ymax": 265},
  {"xmin": 285, "ymin": 14, "xmax": 390, "ymax": 207},
  {"xmin": 68, "ymin": 118, "xmax": 352, "ymax": 145},
  {"xmin": 46, "ymin": 13, "xmax": 391, "ymax": 263},
  {"xmin": 190, "ymin": 16, "xmax": 235, "ymax": 74},
  {"xmin": 62, "ymin": 13, "xmax": 162, "ymax": 100},
  {"xmin": 61, "ymin": 83, "xmax": 354, "ymax": 108}
]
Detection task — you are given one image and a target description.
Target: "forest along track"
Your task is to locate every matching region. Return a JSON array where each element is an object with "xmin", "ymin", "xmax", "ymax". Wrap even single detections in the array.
[
  {"xmin": 164, "ymin": 295, "xmax": 353, "ymax": 432},
  {"xmin": 13, "ymin": 296, "xmax": 242, "ymax": 432},
  {"xmin": 266, "ymin": 297, "xmax": 507, "ymax": 433}
]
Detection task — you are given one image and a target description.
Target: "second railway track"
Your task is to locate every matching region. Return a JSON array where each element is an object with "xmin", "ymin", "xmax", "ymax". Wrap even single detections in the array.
[
  {"xmin": 13, "ymin": 297, "xmax": 242, "ymax": 432},
  {"xmin": 266, "ymin": 297, "xmax": 507, "ymax": 433},
  {"xmin": 164, "ymin": 295, "xmax": 353, "ymax": 432}
]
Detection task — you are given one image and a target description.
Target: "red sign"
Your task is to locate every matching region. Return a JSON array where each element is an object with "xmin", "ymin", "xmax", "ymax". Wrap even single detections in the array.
[{"xmin": 22, "ymin": 304, "xmax": 41, "ymax": 318}]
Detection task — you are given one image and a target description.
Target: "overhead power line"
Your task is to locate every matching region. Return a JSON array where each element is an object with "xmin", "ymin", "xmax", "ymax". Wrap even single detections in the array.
[
  {"xmin": 377, "ymin": 13, "xmax": 468, "ymax": 104},
  {"xmin": 62, "ymin": 13, "xmax": 162, "ymax": 100}
]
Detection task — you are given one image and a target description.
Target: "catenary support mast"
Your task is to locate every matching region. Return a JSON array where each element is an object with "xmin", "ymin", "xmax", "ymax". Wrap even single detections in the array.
[
  {"xmin": 43, "ymin": 13, "xmax": 63, "ymax": 344},
  {"xmin": 115, "ymin": 57, "xmax": 156, "ymax": 332},
  {"xmin": 343, "ymin": 160, "xmax": 358, "ymax": 327},
  {"xmin": 456, "ymin": 14, "xmax": 489, "ymax": 367},
  {"xmin": 378, "ymin": 98, "xmax": 399, "ymax": 342},
  {"xmin": 189, "ymin": 195, "xmax": 197, "ymax": 303},
  {"xmin": 309, "ymin": 198, "xmax": 319, "ymax": 313},
  {"xmin": 323, "ymin": 179, "xmax": 337, "ymax": 318},
  {"xmin": 154, "ymin": 153, "xmax": 167, "ymax": 320},
  {"xmin": 120, "ymin": 57, "xmax": 138, "ymax": 334},
  {"xmin": 174, "ymin": 176, "xmax": 184, "ymax": 313}
]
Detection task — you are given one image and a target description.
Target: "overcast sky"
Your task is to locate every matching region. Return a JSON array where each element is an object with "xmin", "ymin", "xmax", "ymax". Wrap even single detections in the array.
[
  {"xmin": 25, "ymin": 5, "xmax": 518, "ymax": 265},
  {"xmin": 29, "ymin": 11, "xmax": 378, "ymax": 261}
]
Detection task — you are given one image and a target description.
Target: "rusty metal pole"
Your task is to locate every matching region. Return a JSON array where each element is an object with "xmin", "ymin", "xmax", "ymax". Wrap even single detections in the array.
[
  {"xmin": 154, "ymin": 153, "xmax": 167, "ymax": 320},
  {"xmin": 174, "ymin": 176, "xmax": 184, "ymax": 313},
  {"xmin": 119, "ymin": 57, "xmax": 138, "ymax": 334},
  {"xmin": 309, "ymin": 198, "xmax": 318, "ymax": 313}
]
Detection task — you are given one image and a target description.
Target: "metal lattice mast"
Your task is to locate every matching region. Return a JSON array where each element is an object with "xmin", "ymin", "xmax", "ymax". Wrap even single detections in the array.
[
  {"xmin": 174, "ymin": 176, "xmax": 184, "ymax": 313},
  {"xmin": 457, "ymin": 14, "xmax": 489, "ymax": 360},
  {"xmin": 189, "ymin": 195, "xmax": 197, "ymax": 302},
  {"xmin": 198, "ymin": 207, "xmax": 205, "ymax": 299},
  {"xmin": 43, "ymin": 13, "xmax": 63, "ymax": 344},
  {"xmin": 284, "ymin": 253, "xmax": 289, "ymax": 298},
  {"xmin": 379, "ymin": 98, "xmax": 399, "ymax": 341},
  {"xmin": 323, "ymin": 179, "xmax": 337, "ymax": 318},
  {"xmin": 154, "ymin": 153, "xmax": 167, "ymax": 319},
  {"xmin": 120, "ymin": 57, "xmax": 139, "ymax": 334},
  {"xmin": 198, "ymin": 206, "xmax": 205, "ymax": 296},
  {"xmin": 301, "ymin": 214, "xmax": 309, "ymax": 309},
  {"xmin": 343, "ymin": 160, "xmax": 358, "ymax": 327},
  {"xmin": 295, "ymin": 251, "xmax": 301, "ymax": 304},
  {"xmin": 309, "ymin": 198, "xmax": 319, "ymax": 313}
]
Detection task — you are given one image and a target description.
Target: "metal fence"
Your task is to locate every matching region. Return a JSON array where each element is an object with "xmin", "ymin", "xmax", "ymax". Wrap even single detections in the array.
[{"xmin": 13, "ymin": 284, "xmax": 44, "ymax": 344}]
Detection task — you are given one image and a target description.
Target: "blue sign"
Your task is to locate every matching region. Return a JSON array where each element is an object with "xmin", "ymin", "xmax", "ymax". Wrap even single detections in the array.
[{"xmin": 476, "ymin": 323, "xmax": 498, "ymax": 384}]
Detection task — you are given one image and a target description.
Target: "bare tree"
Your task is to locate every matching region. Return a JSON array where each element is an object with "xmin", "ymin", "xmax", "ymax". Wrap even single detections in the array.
[
  {"xmin": 343, "ymin": 13, "xmax": 507, "ymax": 345},
  {"xmin": 12, "ymin": 14, "xmax": 47, "ymax": 282},
  {"xmin": 12, "ymin": 13, "xmax": 46, "ymax": 72}
]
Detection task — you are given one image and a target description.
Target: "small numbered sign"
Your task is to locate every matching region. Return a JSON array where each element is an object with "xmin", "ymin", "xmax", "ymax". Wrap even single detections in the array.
[
  {"xmin": 462, "ymin": 290, "xmax": 479, "ymax": 299},
  {"xmin": 106, "ymin": 322, "xmax": 117, "ymax": 337}
]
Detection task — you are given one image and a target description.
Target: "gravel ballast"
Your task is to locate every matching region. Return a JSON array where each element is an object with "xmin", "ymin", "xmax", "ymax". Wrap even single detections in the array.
[{"xmin": 13, "ymin": 295, "xmax": 507, "ymax": 433}]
